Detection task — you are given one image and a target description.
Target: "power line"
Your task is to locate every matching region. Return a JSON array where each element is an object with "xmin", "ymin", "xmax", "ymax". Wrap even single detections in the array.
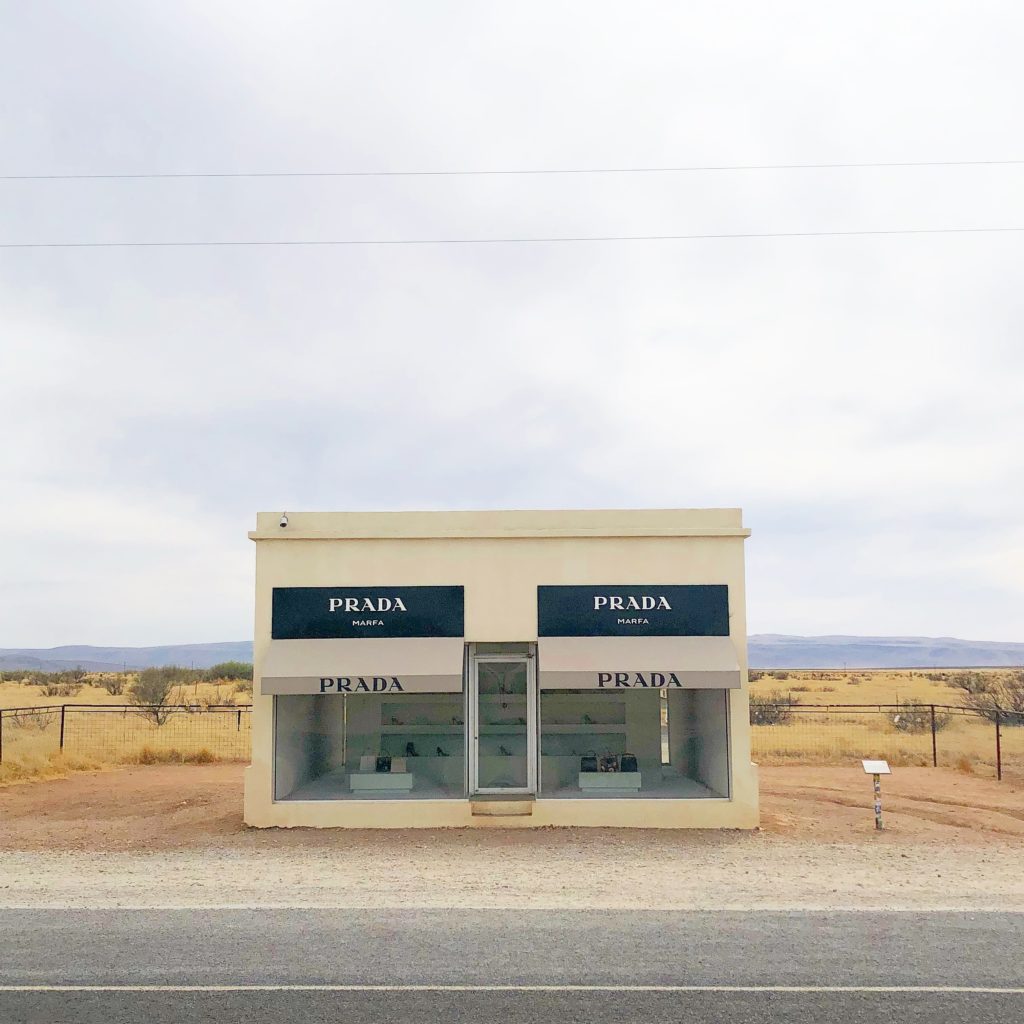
[
  {"xmin": 2, "ymin": 227, "xmax": 1022, "ymax": 249},
  {"xmin": 2, "ymin": 160, "xmax": 1024, "ymax": 181}
]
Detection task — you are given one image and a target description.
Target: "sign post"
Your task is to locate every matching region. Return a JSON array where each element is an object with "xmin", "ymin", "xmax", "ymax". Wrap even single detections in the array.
[{"xmin": 861, "ymin": 759, "xmax": 891, "ymax": 830}]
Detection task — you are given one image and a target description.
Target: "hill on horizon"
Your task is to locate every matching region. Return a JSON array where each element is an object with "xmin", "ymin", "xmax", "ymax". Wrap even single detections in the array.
[{"xmin": 0, "ymin": 635, "xmax": 1021, "ymax": 673}]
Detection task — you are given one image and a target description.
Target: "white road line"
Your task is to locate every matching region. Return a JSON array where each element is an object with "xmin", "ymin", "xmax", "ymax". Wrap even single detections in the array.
[{"xmin": 0, "ymin": 985, "xmax": 1022, "ymax": 994}]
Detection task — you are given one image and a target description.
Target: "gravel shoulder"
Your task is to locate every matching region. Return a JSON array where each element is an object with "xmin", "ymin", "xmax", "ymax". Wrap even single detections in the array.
[{"xmin": 0, "ymin": 764, "xmax": 1021, "ymax": 911}]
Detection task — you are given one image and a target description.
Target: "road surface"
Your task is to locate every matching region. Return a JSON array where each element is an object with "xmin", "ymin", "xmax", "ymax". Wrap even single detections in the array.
[{"xmin": 1, "ymin": 909, "xmax": 1021, "ymax": 1022}]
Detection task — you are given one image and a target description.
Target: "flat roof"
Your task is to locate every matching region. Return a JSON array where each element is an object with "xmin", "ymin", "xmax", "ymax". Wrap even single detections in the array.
[{"xmin": 249, "ymin": 508, "xmax": 749, "ymax": 540}]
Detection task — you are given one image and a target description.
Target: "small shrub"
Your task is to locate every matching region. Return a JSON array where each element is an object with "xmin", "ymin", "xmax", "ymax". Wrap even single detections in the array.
[
  {"xmin": 791, "ymin": 684, "xmax": 812, "ymax": 693},
  {"xmin": 750, "ymin": 690, "xmax": 799, "ymax": 725},
  {"xmin": 98, "ymin": 674, "xmax": 127, "ymax": 696},
  {"xmin": 816, "ymin": 685, "xmax": 837, "ymax": 693},
  {"xmin": 233, "ymin": 679, "xmax": 253, "ymax": 695},
  {"xmin": 6, "ymin": 708, "xmax": 56, "ymax": 732},
  {"xmin": 956, "ymin": 755, "xmax": 974, "ymax": 774},
  {"xmin": 952, "ymin": 669, "xmax": 1024, "ymax": 723},
  {"xmin": 889, "ymin": 700, "xmax": 951, "ymax": 734},
  {"xmin": 772, "ymin": 671, "xmax": 790, "ymax": 681},
  {"xmin": 129, "ymin": 667, "xmax": 184, "ymax": 726},
  {"xmin": 205, "ymin": 661, "xmax": 252, "ymax": 682}
]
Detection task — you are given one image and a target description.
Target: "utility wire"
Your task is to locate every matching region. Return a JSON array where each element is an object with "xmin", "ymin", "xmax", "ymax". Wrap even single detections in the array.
[
  {"xmin": 2, "ymin": 227, "xmax": 1022, "ymax": 249},
  {"xmin": 2, "ymin": 160, "xmax": 1024, "ymax": 181}
]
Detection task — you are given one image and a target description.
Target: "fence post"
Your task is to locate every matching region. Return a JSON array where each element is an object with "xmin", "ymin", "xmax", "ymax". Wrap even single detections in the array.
[
  {"xmin": 59, "ymin": 705, "xmax": 66, "ymax": 753},
  {"xmin": 930, "ymin": 705, "xmax": 938, "ymax": 767},
  {"xmin": 995, "ymin": 709, "xmax": 1002, "ymax": 782},
  {"xmin": 0, "ymin": 709, "xmax": 4, "ymax": 764},
  {"xmin": 236, "ymin": 709, "xmax": 242, "ymax": 732}
]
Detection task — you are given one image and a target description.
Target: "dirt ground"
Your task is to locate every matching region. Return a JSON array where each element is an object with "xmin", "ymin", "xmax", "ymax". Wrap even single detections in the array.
[{"xmin": 0, "ymin": 764, "xmax": 1021, "ymax": 911}]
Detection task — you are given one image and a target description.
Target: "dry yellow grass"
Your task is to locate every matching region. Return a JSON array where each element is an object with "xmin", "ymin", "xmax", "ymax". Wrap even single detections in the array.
[
  {"xmin": 748, "ymin": 667, "xmax": 1011, "ymax": 706},
  {"xmin": 0, "ymin": 672, "xmax": 252, "ymax": 785}
]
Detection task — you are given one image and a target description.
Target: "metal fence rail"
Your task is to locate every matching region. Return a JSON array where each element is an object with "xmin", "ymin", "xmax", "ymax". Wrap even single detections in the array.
[
  {"xmin": 750, "ymin": 703, "xmax": 1024, "ymax": 779},
  {"xmin": 0, "ymin": 704, "xmax": 253, "ymax": 765}
]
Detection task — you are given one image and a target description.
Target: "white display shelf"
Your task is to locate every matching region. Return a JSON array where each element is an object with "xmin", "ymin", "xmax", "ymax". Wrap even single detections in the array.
[
  {"xmin": 380, "ymin": 725, "xmax": 463, "ymax": 734},
  {"xmin": 541, "ymin": 725, "xmax": 626, "ymax": 733},
  {"xmin": 383, "ymin": 753, "xmax": 459, "ymax": 759},
  {"xmin": 479, "ymin": 725, "xmax": 529, "ymax": 735}
]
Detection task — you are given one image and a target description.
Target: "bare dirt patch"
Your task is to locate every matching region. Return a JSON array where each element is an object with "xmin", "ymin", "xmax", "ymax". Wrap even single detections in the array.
[
  {"xmin": 2, "ymin": 764, "xmax": 1021, "ymax": 852},
  {"xmin": 1, "ymin": 765, "xmax": 1021, "ymax": 910}
]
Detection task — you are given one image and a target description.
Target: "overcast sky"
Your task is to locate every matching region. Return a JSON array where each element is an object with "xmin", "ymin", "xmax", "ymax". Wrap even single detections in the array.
[{"xmin": 1, "ymin": 2, "xmax": 1022, "ymax": 648}]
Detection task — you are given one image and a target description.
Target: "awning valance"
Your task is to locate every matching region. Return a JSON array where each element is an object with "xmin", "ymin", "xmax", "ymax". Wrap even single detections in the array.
[
  {"xmin": 260, "ymin": 638, "xmax": 464, "ymax": 695},
  {"xmin": 538, "ymin": 636, "xmax": 741, "ymax": 690}
]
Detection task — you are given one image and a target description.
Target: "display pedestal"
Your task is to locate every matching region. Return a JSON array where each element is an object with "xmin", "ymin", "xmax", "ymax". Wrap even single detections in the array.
[
  {"xmin": 350, "ymin": 772, "xmax": 415, "ymax": 792},
  {"xmin": 579, "ymin": 772, "xmax": 642, "ymax": 792}
]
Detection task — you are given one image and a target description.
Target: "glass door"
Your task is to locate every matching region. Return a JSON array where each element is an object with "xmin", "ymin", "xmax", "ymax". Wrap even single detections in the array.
[{"xmin": 470, "ymin": 653, "xmax": 536, "ymax": 795}]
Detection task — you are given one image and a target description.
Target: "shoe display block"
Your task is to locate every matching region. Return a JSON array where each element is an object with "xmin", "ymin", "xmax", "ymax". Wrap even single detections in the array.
[
  {"xmin": 350, "ymin": 772, "xmax": 415, "ymax": 792},
  {"xmin": 578, "ymin": 771, "xmax": 642, "ymax": 792}
]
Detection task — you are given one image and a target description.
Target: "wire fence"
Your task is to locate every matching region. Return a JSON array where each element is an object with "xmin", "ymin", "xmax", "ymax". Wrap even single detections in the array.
[
  {"xmin": 750, "ymin": 703, "xmax": 1024, "ymax": 779},
  {"xmin": 1, "ymin": 701, "xmax": 1021, "ymax": 779},
  {"xmin": 0, "ymin": 704, "xmax": 252, "ymax": 766}
]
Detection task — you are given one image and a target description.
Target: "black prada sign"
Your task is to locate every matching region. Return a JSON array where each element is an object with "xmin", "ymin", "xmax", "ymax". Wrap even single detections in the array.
[
  {"xmin": 272, "ymin": 586, "xmax": 464, "ymax": 639},
  {"xmin": 537, "ymin": 585, "xmax": 729, "ymax": 637}
]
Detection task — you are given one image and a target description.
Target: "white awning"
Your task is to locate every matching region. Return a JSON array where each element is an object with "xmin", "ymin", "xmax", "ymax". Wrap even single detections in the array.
[
  {"xmin": 260, "ymin": 638, "xmax": 464, "ymax": 695},
  {"xmin": 538, "ymin": 636, "xmax": 741, "ymax": 690}
]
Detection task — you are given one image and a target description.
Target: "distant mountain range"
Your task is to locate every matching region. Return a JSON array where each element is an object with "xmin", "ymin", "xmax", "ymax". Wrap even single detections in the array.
[
  {"xmin": 0, "ymin": 636, "xmax": 1021, "ymax": 673},
  {"xmin": 748, "ymin": 635, "xmax": 1024, "ymax": 669},
  {"xmin": 0, "ymin": 642, "xmax": 253, "ymax": 673}
]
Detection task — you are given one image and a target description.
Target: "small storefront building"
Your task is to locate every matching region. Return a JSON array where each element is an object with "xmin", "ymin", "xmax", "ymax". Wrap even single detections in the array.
[{"xmin": 244, "ymin": 509, "xmax": 759, "ymax": 828}]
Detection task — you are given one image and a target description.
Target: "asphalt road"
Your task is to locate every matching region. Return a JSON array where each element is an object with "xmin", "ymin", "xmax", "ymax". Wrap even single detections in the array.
[{"xmin": 1, "ymin": 909, "xmax": 1022, "ymax": 1023}]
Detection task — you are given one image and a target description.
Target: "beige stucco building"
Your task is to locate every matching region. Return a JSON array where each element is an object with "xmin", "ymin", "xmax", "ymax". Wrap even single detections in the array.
[{"xmin": 244, "ymin": 508, "xmax": 759, "ymax": 828}]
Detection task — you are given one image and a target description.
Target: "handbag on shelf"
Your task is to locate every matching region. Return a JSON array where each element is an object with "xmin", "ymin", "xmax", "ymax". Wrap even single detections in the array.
[
  {"xmin": 599, "ymin": 753, "xmax": 620, "ymax": 773},
  {"xmin": 620, "ymin": 752, "xmax": 638, "ymax": 773},
  {"xmin": 375, "ymin": 755, "xmax": 392, "ymax": 773},
  {"xmin": 359, "ymin": 754, "xmax": 376, "ymax": 773},
  {"xmin": 580, "ymin": 750, "xmax": 598, "ymax": 773},
  {"xmin": 390, "ymin": 756, "xmax": 407, "ymax": 774}
]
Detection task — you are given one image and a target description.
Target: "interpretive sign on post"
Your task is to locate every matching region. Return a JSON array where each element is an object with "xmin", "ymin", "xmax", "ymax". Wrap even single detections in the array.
[{"xmin": 862, "ymin": 759, "xmax": 891, "ymax": 830}]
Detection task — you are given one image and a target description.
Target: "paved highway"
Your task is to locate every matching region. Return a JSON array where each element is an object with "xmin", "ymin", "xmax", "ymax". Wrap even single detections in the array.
[{"xmin": 1, "ymin": 909, "xmax": 1021, "ymax": 1022}]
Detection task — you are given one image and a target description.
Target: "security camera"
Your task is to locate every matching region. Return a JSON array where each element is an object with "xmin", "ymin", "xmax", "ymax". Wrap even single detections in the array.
[{"xmin": 279, "ymin": 512, "xmax": 289, "ymax": 528}]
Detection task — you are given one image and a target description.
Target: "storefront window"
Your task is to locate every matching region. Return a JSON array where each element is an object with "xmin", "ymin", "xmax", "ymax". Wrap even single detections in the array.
[
  {"xmin": 539, "ymin": 689, "xmax": 730, "ymax": 798},
  {"xmin": 274, "ymin": 693, "xmax": 465, "ymax": 800}
]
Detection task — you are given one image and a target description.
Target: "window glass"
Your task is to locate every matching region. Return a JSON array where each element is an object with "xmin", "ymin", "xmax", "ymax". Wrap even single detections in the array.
[
  {"xmin": 539, "ymin": 689, "xmax": 729, "ymax": 799},
  {"xmin": 274, "ymin": 693, "xmax": 465, "ymax": 801}
]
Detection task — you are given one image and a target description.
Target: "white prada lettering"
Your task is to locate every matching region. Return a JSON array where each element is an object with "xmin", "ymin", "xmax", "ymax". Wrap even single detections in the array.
[
  {"xmin": 319, "ymin": 676, "xmax": 405, "ymax": 693},
  {"xmin": 593, "ymin": 595, "xmax": 672, "ymax": 611},
  {"xmin": 328, "ymin": 596, "xmax": 409, "ymax": 613},
  {"xmin": 596, "ymin": 672, "xmax": 682, "ymax": 688}
]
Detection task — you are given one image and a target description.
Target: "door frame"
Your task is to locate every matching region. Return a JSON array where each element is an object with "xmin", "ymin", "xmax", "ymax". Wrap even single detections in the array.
[{"xmin": 468, "ymin": 648, "xmax": 537, "ymax": 796}]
